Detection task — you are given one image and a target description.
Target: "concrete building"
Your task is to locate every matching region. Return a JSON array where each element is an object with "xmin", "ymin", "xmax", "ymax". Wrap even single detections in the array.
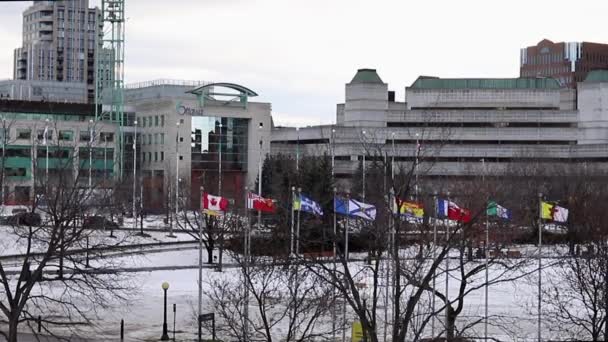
[
  {"xmin": 271, "ymin": 69, "xmax": 608, "ymax": 189},
  {"xmin": 13, "ymin": 0, "xmax": 101, "ymax": 103},
  {"xmin": 125, "ymin": 80, "xmax": 272, "ymax": 209},
  {"xmin": 520, "ymin": 39, "xmax": 608, "ymax": 88},
  {"xmin": 0, "ymin": 99, "xmax": 119, "ymax": 205}
]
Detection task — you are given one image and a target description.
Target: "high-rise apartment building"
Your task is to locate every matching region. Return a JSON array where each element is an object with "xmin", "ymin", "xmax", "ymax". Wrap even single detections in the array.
[
  {"xmin": 13, "ymin": 0, "xmax": 100, "ymax": 103},
  {"xmin": 520, "ymin": 39, "xmax": 608, "ymax": 88}
]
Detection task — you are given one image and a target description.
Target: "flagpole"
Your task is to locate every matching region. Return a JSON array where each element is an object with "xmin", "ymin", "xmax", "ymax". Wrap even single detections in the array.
[
  {"xmin": 198, "ymin": 187, "xmax": 204, "ymax": 342},
  {"xmin": 538, "ymin": 192, "xmax": 543, "ymax": 342},
  {"xmin": 485, "ymin": 201, "xmax": 489, "ymax": 341},
  {"xmin": 291, "ymin": 186, "xmax": 295, "ymax": 256},
  {"xmin": 445, "ymin": 192, "xmax": 450, "ymax": 333},
  {"xmin": 342, "ymin": 190, "xmax": 350, "ymax": 342},
  {"xmin": 244, "ymin": 186, "xmax": 250, "ymax": 341},
  {"xmin": 218, "ymin": 122, "xmax": 222, "ymax": 196},
  {"xmin": 44, "ymin": 119, "xmax": 49, "ymax": 185},
  {"xmin": 415, "ymin": 133, "xmax": 419, "ymax": 201},
  {"xmin": 296, "ymin": 187, "xmax": 302, "ymax": 255},
  {"xmin": 332, "ymin": 187, "xmax": 337, "ymax": 342},
  {"xmin": 432, "ymin": 192, "xmax": 437, "ymax": 338}
]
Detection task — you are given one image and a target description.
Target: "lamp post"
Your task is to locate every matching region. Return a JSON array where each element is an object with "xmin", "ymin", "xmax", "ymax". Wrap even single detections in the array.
[
  {"xmin": 88, "ymin": 119, "xmax": 93, "ymax": 193},
  {"xmin": 296, "ymin": 127, "xmax": 300, "ymax": 172},
  {"xmin": 45, "ymin": 118, "xmax": 49, "ymax": 186},
  {"xmin": 170, "ymin": 121, "xmax": 180, "ymax": 238},
  {"xmin": 361, "ymin": 130, "xmax": 366, "ymax": 201},
  {"xmin": 161, "ymin": 282, "xmax": 170, "ymax": 341},
  {"xmin": 132, "ymin": 120, "xmax": 138, "ymax": 233},
  {"xmin": 331, "ymin": 128, "xmax": 336, "ymax": 178}
]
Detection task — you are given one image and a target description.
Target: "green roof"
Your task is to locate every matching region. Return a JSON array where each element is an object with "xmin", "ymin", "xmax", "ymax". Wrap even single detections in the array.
[
  {"xmin": 410, "ymin": 76, "xmax": 561, "ymax": 90},
  {"xmin": 584, "ymin": 70, "xmax": 608, "ymax": 83},
  {"xmin": 350, "ymin": 69, "xmax": 384, "ymax": 84}
]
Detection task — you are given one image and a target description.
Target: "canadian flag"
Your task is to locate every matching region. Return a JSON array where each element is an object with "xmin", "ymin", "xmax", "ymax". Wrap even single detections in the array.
[
  {"xmin": 202, "ymin": 192, "xmax": 229, "ymax": 213},
  {"xmin": 247, "ymin": 192, "xmax": 277, "ymax": 213}
]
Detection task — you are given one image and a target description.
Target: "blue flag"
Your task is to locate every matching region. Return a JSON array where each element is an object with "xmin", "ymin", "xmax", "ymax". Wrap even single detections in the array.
[
  {"xmin": 294, "ymin": 194, "xmax": 323, "ymax": 216},
  {"xmin": 334, "ymin": 197, "xmax": 376, "ymax": 221}
]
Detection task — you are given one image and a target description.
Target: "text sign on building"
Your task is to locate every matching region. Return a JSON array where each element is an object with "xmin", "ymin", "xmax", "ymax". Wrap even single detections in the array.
[{"xmin": 176, "ymin": 101, "xmax": 204, "ymax": 116}]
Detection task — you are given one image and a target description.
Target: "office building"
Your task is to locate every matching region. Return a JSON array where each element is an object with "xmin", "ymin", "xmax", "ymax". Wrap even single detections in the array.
[
  {"xmin": 520, "ymin": 39, "xmax": 608, "ymax": 88},
  {"xmin": 271, "ymin": 69, "xmax": 608, "ymax": 190},
  {"xmin": 125, "ymin": 80, "xmax": 272, "ymax": 209},
  {"xmin": 0, "ymin": 99, "xmax": 119, "ymax": 205},
  {"xmin": 13, "ymin": 0, "xmax": 101, "ymax": 103}
]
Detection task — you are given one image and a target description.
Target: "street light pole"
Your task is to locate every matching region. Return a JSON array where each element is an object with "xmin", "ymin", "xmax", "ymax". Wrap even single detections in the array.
[
  {"xmin": 161, "ymin": 282, "xmax": 170, "ymax": 341},
  {"xmin": 132, "ymin": 120, "xmax": 137, "ymax": 233},
  {"xmin": 170, "ymin": 121, "xmax": 180, "ymax": 238},
  {"xmin": 361, "ymin": 130, "xmax": 366, "ymax": 201},
  {"xmin": 88, "ymin": 119, "xmax": 93, "ymax": 193}
]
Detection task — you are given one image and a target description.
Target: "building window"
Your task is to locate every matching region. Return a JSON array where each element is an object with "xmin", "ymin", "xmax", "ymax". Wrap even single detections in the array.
[
  {"xmin": 148, "ymin": 152, "xmax": 152, "ymax": 163},
  {"xmin": 148, "ymin": 134, "xmax": 152, "ymax": 145},
  {"xmin": 154, "ymin": 133, "xmax": 158, "ymax": 144},
  {"xmin": 80, "ymin": 130, "xmax": 92, "ymax": 142},
  {"xmin": 155, "ymin": 116, "xmax": 159, "ymax": 127},
  {"xmin": 59, "ymin": 130, "xmax": 73, "ymax": 141},
  {"xmin": 154, "ymin": 151, "xmax": 158, "ymax": 162},
  {"xmin": 17, "ymin": 129, "xmax": 31, "ymax": 140},
  {"xmin": 37, "ymin": 129, "xmax": 53, "ymax": 142},
  {"xmin": 179, "ymin": 137, "xmax": 184, "ymax": 142},
  {"xmin": 179, "ymin": 155, "xmax": 183, "ymax": 160},
  {"xmin": 100, "ymin": 132, "xmax": 114, "ymax": 142},
  {"xmin": 161, "ymin": 115, "xmax": 165, "ymax": 127},
  {"xmin": 160, "ymin": 151, "xmax": 164, "ymax": 161},
  {"xmin": 180, "ymin": 119, "xmax": 184, "ymax": 124},
  {"xmin": 160, "ymin": 133, "xmax": 164, "ymax": 145},
  {"xmin": 143, "ymin": 117, "xmax": 147, "ymax": 127},
  {"xmin": 142, "ymin": 153, "xmax": 145, "ymax": 162}
]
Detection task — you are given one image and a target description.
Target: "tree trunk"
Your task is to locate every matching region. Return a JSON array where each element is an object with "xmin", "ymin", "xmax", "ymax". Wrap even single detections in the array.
[
  {"xmin": 8, "ymin": 314, "xmax": 19, "ymax": 342},
  {"xmin": 206, "ymin": 245, "xmax": 214, "ymax": 264},
  {"xmin": 446, "ymin": 306, "xmax": 455, "ymax": 341}
]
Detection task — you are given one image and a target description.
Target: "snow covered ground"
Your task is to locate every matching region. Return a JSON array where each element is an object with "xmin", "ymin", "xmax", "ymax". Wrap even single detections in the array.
[{"xmin": 0, "ymin": 222, "xmax": 584, "ymax": 341}]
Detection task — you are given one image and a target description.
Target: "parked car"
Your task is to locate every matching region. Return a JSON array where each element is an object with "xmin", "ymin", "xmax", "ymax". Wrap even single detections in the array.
[
  {"xmin": 83, "ymin": 216, "xmax": 119, "ymax": 230},
  {"xmin": 7, "ymin": 211, "xmax": 42, "ymax": 226}
]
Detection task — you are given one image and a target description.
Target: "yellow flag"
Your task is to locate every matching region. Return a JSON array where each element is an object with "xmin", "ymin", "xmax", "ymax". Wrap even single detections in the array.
[
  {"xmin": 541, "ymin": 201, "xmax": 553, "ymax": 220},
  {"xmin": 351, "ymin": 321, "xmax": 363, "ymax": 342}
]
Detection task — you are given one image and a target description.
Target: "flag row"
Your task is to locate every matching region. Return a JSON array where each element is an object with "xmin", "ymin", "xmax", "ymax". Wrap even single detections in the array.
[{"xmin": 200, "ymin": 192, "xmax": 569, "ymax": 223}]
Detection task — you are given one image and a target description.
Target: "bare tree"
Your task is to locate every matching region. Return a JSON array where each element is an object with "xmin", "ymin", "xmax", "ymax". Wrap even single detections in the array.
[{"xmin": 0, "ymin": 122, "xmax": 133, "ymax": 341}]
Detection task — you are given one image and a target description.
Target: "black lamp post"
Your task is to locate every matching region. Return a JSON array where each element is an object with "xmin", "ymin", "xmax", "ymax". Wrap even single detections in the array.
[{"xmin": 161, "ymin": 281, "xmax": 170, "ymax": 340}]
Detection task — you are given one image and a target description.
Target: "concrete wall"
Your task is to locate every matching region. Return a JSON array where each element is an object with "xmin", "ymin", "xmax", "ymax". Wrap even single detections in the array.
[
  {"xmin": 405, "ymin": 88, "xmax": 562, "ymax": 109},
  {"xmin": 343, "ymin": 83, "xmax": 388, "ymax": 127},
  {"xmin": 577, "ymin": 82, "xmax": 608, "ymax": 144}
]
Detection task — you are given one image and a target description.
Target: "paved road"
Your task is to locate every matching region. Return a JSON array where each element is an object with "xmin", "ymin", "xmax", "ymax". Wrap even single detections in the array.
[{"xmin": 1, "ymin": 333, "xmax": 98, "ymax": 341}]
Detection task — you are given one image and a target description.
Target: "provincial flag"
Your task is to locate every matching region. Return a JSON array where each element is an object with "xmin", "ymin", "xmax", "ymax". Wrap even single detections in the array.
[
  {"xmin": 294, "ymin": 194, "xmax": 323, "ymax": 216},
  {"xmin": 334, "ymin": 197, "xmax": 376, "ymax": 221},
  {"xmin": 487, "ymin": 201, "xmax": 511, "ymax": 220},
  {"xmin": 43, "ymin": 126, "xmax": 48, "ymax": 146},
  {"xmin": 437, "ymin": 199, "xmax": 471, "ymax": 223},
  {"xmin": 541, "ymin": 201, "xmax": 568, "ymax": 223},
  {"xmin": 393, "ymin": 198, "xmax": 424, "ymax": 218},
  {"xmin": 247, "ymin": 192, "xmax": 277, "ymax": 213},
  {"xmin": 201, "ymin": 192, "xmax": 229, "ymax": 214}
]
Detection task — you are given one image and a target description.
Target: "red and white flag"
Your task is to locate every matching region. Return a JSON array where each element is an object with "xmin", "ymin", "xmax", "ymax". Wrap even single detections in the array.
[
  {"xmin": 202, "ymin": 192, "xmax": 229, "ymax": 213},
  {"xmin": 247, "ymin": 192, "xmax": 277, "ymax": 213}
]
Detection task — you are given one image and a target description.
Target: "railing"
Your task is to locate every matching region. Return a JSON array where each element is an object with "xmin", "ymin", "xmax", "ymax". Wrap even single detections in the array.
[{"xmin": 125, "ymin": 79, "xmax": 211, "ymax": 89}]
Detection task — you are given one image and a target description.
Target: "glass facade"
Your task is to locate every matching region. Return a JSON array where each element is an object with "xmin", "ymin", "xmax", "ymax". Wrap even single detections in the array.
[{"xmin": 191, "ymin": 116, "xmax": 249, "ymax": 172}]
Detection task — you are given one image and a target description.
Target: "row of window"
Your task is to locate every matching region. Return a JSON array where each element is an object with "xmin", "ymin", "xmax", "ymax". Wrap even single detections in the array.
[
  {"xmin": 142, "ymin": 151, "xmax": 165, "ymax": 163},
  {"xmin": 3, "ymin": 128, "xmax": 114, "ymax": 143},
  {"xmin": 138, "ymin": 115, "xmax": 166, "ymax": 128},
  {"xmin": 0, "ymin": 147, "xmax": 114, "ymax": 160},
  {"xmin": 139, "ymin": 133, "xmax": 165, "ymax": 145}
]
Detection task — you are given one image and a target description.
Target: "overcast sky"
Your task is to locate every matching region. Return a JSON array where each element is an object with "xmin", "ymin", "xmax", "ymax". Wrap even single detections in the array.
[{"xmin": 1, "ymin": 0, "xmax": 607, "ymax": 126}]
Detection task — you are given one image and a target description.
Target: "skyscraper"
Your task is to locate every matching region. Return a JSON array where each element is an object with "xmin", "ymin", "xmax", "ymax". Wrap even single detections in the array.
[
  {"xmin": 13, "ymin": 0, "xmax": 101, "ymax": 103},
  {"xmin": 520, "ymin": 39, "xmax": 608, "ymax": 88}
]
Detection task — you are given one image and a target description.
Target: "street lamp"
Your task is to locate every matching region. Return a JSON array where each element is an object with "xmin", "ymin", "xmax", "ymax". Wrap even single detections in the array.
[
  {"xmin": 132, "ymin": 120, "xmax": 138, "ymax": 234},
  {"xmin": 88, "ymin": 119, "xmax": 93, "ymax": 193},
  {"xmin": 361, "ymin": 130, "xmax": 366, "ymax": 201},
  {"xmin": 160, "ymin": 281, "xmax": 170, "ymax": 340},
  {"xmin": 170, "ymin": 121, "xmax": 180, "ymax": 238}
]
